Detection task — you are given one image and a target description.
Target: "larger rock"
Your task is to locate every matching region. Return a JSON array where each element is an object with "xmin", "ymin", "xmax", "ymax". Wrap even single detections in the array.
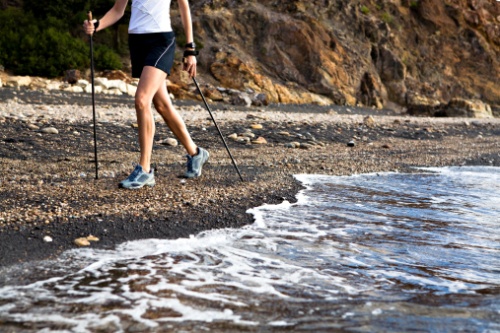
[
  {"xmin": 64, "ymin": 69, "xmax": 81, "ymax": 84},
  {"xmin": 437, "ymin": 98, "xmax": 493, "ymax": 118},
  {"xmin": 230, "ymin": 93, "xmax": 252, "ymax": 107},
  {"xmin": 5, "ymin": 76, "xmax": 32, "ymax": 88}
]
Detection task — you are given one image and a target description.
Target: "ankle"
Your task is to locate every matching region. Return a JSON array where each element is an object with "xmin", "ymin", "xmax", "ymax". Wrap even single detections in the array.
[{"xmin": 189, "ymin": 147, "xmax": 199, "ymax": 157}]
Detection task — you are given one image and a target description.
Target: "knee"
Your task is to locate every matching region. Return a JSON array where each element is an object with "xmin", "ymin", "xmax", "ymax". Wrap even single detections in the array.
[{"xmin": 135, "ymin": 93, "xmax": 151, "ymax": 113}]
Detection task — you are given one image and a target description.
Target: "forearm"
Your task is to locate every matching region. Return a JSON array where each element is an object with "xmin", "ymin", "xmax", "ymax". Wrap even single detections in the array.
[
  {"xmin": 95, "ymin": 0, "xmax": 128, "ymax": 32},
  {"xmin": 178, "ymin": 0, "xmax": 194, "ymax": 44}
]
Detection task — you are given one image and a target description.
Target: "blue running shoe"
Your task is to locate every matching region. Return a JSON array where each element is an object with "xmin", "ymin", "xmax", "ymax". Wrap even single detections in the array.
[
  {"xmin": 119, "ymin": 164, "xmax": 155, "ymax": 189},
  {"xmin": 185, "ymin": 147, "xmax": 209, "ymax": 178}
]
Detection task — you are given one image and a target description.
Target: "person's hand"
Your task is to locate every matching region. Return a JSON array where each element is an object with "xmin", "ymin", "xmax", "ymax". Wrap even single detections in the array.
[
  {"xmin": 183, "ymin": 55, "xmax": 197, "ymax": 77},
  {"xmin": 83, "ymin": 19, "xmax": 97, "ymax": 35}
]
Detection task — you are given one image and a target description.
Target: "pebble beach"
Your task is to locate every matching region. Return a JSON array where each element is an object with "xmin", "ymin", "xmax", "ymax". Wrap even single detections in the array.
[{"xmin": 1, "ymin": 87, "xmax": 499, "ymax": 271}]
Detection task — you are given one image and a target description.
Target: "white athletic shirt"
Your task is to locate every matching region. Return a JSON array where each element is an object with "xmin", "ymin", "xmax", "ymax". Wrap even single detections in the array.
[{"xmin": 129, "ymin": 0, "xmax": 173, "ymax": 34}]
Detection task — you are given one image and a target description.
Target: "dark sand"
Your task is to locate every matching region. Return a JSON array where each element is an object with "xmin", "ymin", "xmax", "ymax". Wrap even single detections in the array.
[{"xmin": 1, "ymin": 87, "xmax": 499, "ymax": 271}]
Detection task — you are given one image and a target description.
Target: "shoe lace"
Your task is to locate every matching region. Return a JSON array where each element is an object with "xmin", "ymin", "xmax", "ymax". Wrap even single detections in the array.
[{"xmin": 127, "ymin": 165, "xmax": 142, "ymax": 181}]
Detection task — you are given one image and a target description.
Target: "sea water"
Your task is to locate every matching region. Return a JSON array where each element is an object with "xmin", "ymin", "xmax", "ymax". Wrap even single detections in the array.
[{"xmin": 0, "ymin": 167, "xmax": 499, "ymax": 332}]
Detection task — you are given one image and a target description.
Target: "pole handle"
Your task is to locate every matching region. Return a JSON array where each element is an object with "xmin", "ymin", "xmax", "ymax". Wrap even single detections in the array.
[{"xmin": 88, "ymin": 11, "xmax": 92, "ymax": 21}]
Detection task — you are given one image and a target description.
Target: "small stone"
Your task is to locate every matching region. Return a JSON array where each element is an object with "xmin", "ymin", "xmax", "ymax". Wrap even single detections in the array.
[
  {"xmin": 43, "ymin": 236, "xmax": 53, "ymax": 243},
  {"xmin": 237, "ymin": 137, "xmax": 251, "ymax": 143},
  {"xmin": 131, "ymin": 123, "xmax": 139, "ymax": 128},
  {"xmin": 250, "ymin": 124, "xmax": 263, "ymax": 130},
  {"xmin": 228, "ymin": 133, "xmax": 238, "ymax": 140},
  {"xmin": 27, "ymin": 124, "xmax": 40, "ymax": 130},
  {"xmin": 74, "ymin": 237, "xmax": 91, "ymax": 247},
  {"xmin": 241, "ymin": 132, "xmax": 255, "ymax": 138},
  {"xmin": 347, "ymin": 141, "xmax": 356, "ymax": 147},
  {"xmin": 278, "ymin": 131, "xmax": 290, "ymax": 136},
  {"xmin": 87, "ymin": 235, "xmax": 99, "ymax": 242},
  {"xmin": 284, "ymin": 142, "xmax": 298, "ymax": 148},
  {"xmin": 160, "ymin": 138, "xmax": 178, "ymax": 147},
  {"xmin": 42, "ymin": 127, "xmax": 59, "ymax": 134},
  {"xmin": 363, "ymin": 115, "xmax": 376, "ymax": 127},
  {"xmin": 300, "ymin": 143, "xmax": 313, "ymax": 150},
  {"xmin": 382, "ymin": 144, "xmax": 391, "ymax": 149},
  {"xmin": 251, "ymin": 137, "xmax": 267, "ymax": 144}
]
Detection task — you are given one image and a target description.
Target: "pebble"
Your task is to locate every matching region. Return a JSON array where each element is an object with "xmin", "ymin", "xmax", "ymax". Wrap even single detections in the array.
[
  {"xmin": 27, "ymin": 124, "xmax": 40, "ymax": 130},
  {"xmin": 87, "ymin": 235, "xmax": 99, "ymax": 242},
  {"xmin": 285, "ymin": 142, "xmax": 299, "ymax": 148},
  {"xmin": 74, "ymin": 237, "xmax": 90, "ymax": 247},
  {"xmin": 228, "ymin": 133, "xmax": 238, "ymax": 140},
  {"xmin": 43, "ymin": 236, "xmax": 53, "ymax": 243},
  {"xmin": 347, "ymin": 141, "xmax": 356, "ymax": 147},
  {"xmin": 159, "ymin": 138, "xmax": 178, "ymax": 147},
  {"xmin": 251, "ymin": 123, "xmax": 263, "ymax": 130},
  {"xmin": 251, "ymin": 137, "xmax": 267, "ymax": 144},
  {"xmin": 41, "ymin": 127, "xmax": 59, "ymax": 134},
  {"xmin": 363, "ymin": 115, "xmax": 376, "ymax": 127},
  {"xmin": 237, "ymin": 137, "xmax": 251, "ymax": 143},
  {"xmin": 241, "ymin": 132, "xmax": 255, "ymax": 138}
]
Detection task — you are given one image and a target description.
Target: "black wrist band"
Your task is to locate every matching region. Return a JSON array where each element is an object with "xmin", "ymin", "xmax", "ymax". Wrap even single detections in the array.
[
  {"xmin": 185, "ymin": 42, "xmax": 196, "ymax": 49},
  {"xmin": 93, "ymin": 20, "xmax": 100, "ymax": 31},
  {"xmin": 183, "ymin": 50, "xmax": 199, "ymax": 57}
]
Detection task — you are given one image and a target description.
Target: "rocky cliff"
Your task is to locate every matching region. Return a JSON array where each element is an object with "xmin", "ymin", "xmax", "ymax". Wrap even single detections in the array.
[{"xmin": 170, "ymin": 0, "xmax": 499, "ymax": 113}]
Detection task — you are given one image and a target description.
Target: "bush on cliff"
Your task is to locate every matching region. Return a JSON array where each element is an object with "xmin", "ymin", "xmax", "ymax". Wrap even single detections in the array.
[{"xmin": 0, "ymin": 7, "xmax": 122, "ymax": 78}]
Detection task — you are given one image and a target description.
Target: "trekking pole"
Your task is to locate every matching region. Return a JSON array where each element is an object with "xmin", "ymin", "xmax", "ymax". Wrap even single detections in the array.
[
  {"xmin": 88, "ymin": 11, "xmax": 99, "ymax": 179},
  {"xmin": 192, "ymin": 77, "xmax": 244, "ymax": 182}
]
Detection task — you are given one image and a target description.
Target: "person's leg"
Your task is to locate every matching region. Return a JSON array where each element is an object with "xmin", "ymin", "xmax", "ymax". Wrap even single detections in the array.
[
  {"xmin": 153, "ymin": 82, "xmax": 209, "ymax": 178},
  {"xmin": 153, "ymin": 82, "xmax": 198, "ymax": 156},
  {"xmin": 135, "ymin": 66, "xmax": 167, "ymax": 172}
]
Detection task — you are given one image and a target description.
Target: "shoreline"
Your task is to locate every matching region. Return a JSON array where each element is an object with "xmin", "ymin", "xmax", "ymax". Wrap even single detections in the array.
[{"xmin": 1, "ymin": 93, "xmax": 499, "ymax": 271}]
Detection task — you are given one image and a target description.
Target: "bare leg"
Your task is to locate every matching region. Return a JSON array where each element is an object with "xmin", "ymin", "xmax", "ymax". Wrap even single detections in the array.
[
  {"xmin": 153, "ymin": 82, "xmax": 198, "ymax": 156},
  {"xmin": 135, "ymin": 66, "xmax": 167, "ymax": 173}
]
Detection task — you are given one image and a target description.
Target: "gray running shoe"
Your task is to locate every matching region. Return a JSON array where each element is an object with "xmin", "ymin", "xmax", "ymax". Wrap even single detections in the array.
[
  {"xmin": 119, "ymin": 164, "xmax": 155, "ymax": 189},
  {"xmin": 185, "ymin": 147, "xmax": 209, "ymax": 178}
]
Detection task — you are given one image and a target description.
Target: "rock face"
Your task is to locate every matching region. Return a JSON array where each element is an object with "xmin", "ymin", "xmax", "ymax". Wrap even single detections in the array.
[
  {"xmin": 168, "ymin": 0, "xmax": 499, "ymax": 112},
  {"xmin": 1, "ymin": 1, "xmax": 498, "ymax": 117}
]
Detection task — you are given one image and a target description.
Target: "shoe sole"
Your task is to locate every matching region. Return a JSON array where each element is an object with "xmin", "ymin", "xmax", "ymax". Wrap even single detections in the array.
[{"xmin": 119, "ymin": 180, "xmax": 156, "ymax": 189}]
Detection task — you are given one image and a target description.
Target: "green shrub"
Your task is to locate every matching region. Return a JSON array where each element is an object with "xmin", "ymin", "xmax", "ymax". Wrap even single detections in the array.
[
  {"xmin": 94, "ymin": 45, "xmax": 123, "ymax": 71},
  {"xmin": 361, "ymin": 5, "xmax": 370, "ymax": 15},
  {"xmin": 0, "ymin": 7, "xmax": 122, "ymax": 77}
]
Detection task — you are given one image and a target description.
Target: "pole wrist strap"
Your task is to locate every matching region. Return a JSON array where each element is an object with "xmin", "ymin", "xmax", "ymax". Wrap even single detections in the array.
[{"xmin": 183, "ymin": 50, "xmax": 199, "ymax": 57}]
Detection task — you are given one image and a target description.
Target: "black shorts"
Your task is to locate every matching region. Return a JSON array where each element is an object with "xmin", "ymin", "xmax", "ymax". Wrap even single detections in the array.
[{"xmin": 128, "ymin": 32, "xmax": 176, "ymax": 78}]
